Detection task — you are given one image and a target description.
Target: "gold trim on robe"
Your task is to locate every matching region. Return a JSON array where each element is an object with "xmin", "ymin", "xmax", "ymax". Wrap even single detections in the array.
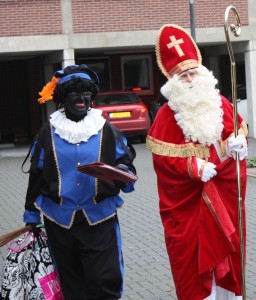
[
  {"xmin": 146, "ymin": 120, "xmax": 248, "ymax": 160},
  {"xmin": 146, "ymin": 135, "xmax": 210, "ymax": 159},
  {"xmin": 50, "ymin": 124, "xmax": 63, "ymax": 205}
]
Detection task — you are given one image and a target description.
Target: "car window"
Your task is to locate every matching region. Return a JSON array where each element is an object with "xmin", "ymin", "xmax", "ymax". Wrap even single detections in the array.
[{"xmin": 95, "ymin": 93, "xmax": 139, "ymax": 105}]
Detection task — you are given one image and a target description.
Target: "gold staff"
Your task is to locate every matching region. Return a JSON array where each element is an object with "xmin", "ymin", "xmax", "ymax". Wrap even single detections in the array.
[{"xmin": 224, "ymin": 6, "xmax": 246, "ymax": 299}]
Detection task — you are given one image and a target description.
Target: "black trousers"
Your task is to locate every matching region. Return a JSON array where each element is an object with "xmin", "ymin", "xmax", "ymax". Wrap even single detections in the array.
[{"xmin": 44, "ymin": 215, "xmax": 123, "ymax": 300}]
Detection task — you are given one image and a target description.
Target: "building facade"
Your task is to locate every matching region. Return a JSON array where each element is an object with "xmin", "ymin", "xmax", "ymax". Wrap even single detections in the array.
[{"xmin": 0, "ymin": 0, "xmax": 256, "ymax": 142}]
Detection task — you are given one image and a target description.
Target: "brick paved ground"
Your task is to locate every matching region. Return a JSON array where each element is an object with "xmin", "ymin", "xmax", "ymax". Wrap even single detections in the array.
[{"xmin": 0, "ymin": 139, "xmax": 255, "ymax": 299}]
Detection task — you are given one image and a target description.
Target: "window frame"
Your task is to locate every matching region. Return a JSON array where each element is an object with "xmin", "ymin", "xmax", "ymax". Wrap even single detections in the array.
[{"xmin": 121, "ymin": 54, "xmax": 154, "ymax": 95}]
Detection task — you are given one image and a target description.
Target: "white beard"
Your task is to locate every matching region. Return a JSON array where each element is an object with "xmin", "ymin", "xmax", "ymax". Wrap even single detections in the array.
[{"xmin": 161, "ymin": 65, "xmax": 224, "ymax": 146}]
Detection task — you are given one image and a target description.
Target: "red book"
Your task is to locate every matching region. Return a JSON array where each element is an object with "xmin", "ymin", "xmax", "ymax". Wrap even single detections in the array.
[{"xmin": 77, "ymin": 162, "xmax": 138, "ymax": 186}]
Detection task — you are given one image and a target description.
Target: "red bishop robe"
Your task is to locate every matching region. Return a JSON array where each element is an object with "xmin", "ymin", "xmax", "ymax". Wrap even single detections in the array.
[{"xmin": 146, "ymin": 95, "xmax": 247, "ymax": 300}]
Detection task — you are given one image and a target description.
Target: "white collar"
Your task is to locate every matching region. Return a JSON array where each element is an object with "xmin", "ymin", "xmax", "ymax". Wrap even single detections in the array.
[{"xmin": 49, "ymin": 108, "xmax": 106, "ymax": 144}]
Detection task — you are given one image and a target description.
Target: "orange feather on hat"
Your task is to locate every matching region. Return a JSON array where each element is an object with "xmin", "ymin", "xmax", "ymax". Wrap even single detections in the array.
[{"xmin": 38, "ymin": 76, "xmax": 59, "ymax": 104}]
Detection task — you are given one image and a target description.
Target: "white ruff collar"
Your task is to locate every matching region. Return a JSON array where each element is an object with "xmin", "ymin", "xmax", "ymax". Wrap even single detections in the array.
[{"xmin": 50, "ymin": 108, "xmax": 106, "ymax": 144}]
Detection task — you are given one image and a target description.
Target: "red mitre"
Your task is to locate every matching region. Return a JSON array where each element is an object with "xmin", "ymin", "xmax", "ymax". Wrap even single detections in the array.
[{"xmin": 156, "ymin": 24, "xmax": 202, "ymax": 78}]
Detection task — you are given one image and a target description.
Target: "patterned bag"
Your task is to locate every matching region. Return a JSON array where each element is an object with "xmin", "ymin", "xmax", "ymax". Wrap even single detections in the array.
[{"xmin": 0, "ymin": 230, "xmax": 64, "ymax": 300}]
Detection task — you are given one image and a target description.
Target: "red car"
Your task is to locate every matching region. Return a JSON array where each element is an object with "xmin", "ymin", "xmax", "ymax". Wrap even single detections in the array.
[{"xmin": 92, "ymin": 91, "xmax": 151, "ymax": 142}]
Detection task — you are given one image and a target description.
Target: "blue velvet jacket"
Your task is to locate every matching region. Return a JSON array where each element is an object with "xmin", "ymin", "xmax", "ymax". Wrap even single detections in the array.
[{"xmin": 23, "ymin": 121, "xmax": 136, "ymax": 228}]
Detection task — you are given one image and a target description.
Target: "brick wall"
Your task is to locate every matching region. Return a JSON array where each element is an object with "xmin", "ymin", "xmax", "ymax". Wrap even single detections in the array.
[
  {"xmin": 72, "ymin": 0, "xmax": 248, "ymax": 33},
  {"xmin": 0, "ymin": 0, "xmax": 248, "ymax": 37},
  {"xmin": 0, "ymin": 0, "xmax": 62, "ymax": 36}
]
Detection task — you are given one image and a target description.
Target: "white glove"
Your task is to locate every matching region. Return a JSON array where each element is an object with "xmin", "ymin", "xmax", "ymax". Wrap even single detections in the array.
[
  {"xmin": 196, "ymin": 158, "xmax": 217, "ymax": 182},
  {"xmin": 226, "ymin": 135, "xmax": 248, "ymax": 160}
]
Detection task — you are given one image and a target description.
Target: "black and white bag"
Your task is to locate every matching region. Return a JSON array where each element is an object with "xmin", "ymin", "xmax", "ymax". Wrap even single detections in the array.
[{"xmin": 0, "ymin": 230, "xmax": 63, "ymax": 300}]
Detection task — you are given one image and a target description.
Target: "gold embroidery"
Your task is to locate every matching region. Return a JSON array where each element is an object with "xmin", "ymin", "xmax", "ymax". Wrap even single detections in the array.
[
  {"xmin": 169, "ymin": 59, "xmax": 199, "ymax": 78},
  {"xmin": 187, "ymin": 156, "xmax": 193, "ymax": 178},
  {"xmin": 147, "ymin": 119, "xmax": 248, "ymax": 160},
  {"xmin": 202, "ymin": 191, "xmax": 235, "ymax": 251},
  {"xmin": 82, "ymin": 210, "xmax": 116, "ymax": 226},
  {"xmin": 93, "ymin": 128, "xmax": 103, "ymax": 205},
  {"xmin": 50, "ymin": 124, "xmax": 63, "ymax": 205},
  {"xmin": 240, "ymin": 121, "xmax": 248, "ymax": 137},
  {"xmin": 146, "ymin": 136, "xmax": 210, "ymax": 159},
  {"xmin": 218, "ymin": 139, "xmax": 227, "ymax": 157},
  {"xmin": 35, "ymin": 203, "xmax": 76, "ymax": 229},
  {"xmin": 69, "ymin": 211, "xmax": 76, "ymax": 227},
  {"xmin": 167, "ymin": 35, "xmax": 184, "ymax": 56},
  {"xmin": 35, "ymin": 204, "xmax": 117, "ymax": 228},
  {"xmin": 219, "ymin": 121, "xmax": 248, "ymax": 157},
  {"xmin": 199, "ymin": 161, "xmax": 207, "ymax": 179}
]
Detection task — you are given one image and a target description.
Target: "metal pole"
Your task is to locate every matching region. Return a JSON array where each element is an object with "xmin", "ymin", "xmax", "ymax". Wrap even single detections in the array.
[
  {"xmin": 224, "ymin": 6, "xmax": 246, "ymax": 300},
  {"xmin": 189, "ymin": 0, "xmax": 196, "ymax": 41}
]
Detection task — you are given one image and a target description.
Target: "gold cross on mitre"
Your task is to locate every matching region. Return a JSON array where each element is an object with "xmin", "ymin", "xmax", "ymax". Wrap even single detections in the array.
[{"xmin": 167, "ymin": 35, "xmax": 185, "ymax": 57}]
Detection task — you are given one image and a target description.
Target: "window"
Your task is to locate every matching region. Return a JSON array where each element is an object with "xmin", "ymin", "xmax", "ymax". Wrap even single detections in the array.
[
  {"xmin": 77, "ymin": 58, "xmax": 111, "ymax": 91},
  {"xmin": 121, "ymin": 55, "xmax": 153, "ymax": 95}
]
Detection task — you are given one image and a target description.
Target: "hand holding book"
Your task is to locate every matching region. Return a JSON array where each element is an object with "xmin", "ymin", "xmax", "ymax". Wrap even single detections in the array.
[{"xmin": 77, "ymin": 162, "xmax": 138, "ymax": 186}]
